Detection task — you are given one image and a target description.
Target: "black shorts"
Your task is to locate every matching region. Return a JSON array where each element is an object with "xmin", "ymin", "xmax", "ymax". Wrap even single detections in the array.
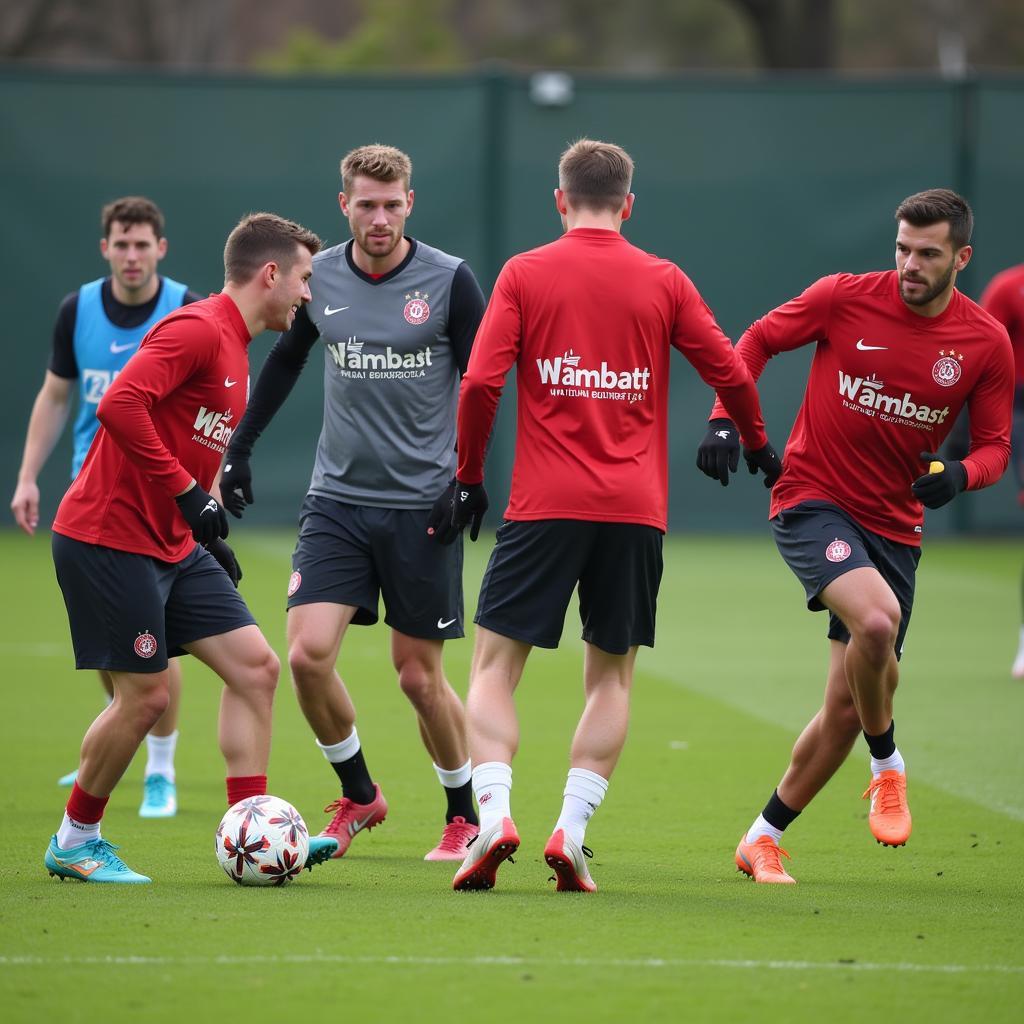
[
  {"xmin": 475, "ymin": 519, "xmax": 664, "ymax": 656},
  {"xmin": 770, "ymin": 501, "xmax": 921, "ymax": 657},
  {"xmin": 52, "ymin": 534, "xmax": 256, "ymax": 673},
  {"xmin": 286, "ymin": 495, "xmax": 464, "ymax": 641}
]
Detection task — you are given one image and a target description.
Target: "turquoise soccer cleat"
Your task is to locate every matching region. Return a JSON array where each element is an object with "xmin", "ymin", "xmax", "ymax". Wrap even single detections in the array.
[
  {"xmin": 139, "ymin": 774, "xmax": 177, "ymax": 818},
  {"xmin": 45, "ymin": 835, "xmax": 151, "ymax": 884},
  {"xmin": 57, "ymin": 769, "xmax": 78, "ymax": 787},
  {"xmin": 304, "ymin": 835, "xmax": 339, "ymax": 871}
]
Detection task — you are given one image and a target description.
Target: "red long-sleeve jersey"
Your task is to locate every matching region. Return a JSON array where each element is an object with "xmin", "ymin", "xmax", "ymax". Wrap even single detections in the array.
[
  {"xmin": 711, "ymin": 271, "xmax": 1013, "ymax": 545},
  {"xmin": 457, "ymin": 228, "xmax": 767, "ymax": 531},
  {"xmin": 980, "ymin": 263, "xmax": 1024, "ymax": 386},
  {"xmin": 53, "ymin": 293, "xmax": 252, "ymax": 561}
]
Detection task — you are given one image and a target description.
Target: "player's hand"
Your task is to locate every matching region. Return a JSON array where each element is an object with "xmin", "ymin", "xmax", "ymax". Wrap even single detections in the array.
[
  {"xmin": 696, "ymin": 418, "xmax": 740, "ymax": 486},
  {"xmin": 452, "ymin": 480, "xmax": 488, "ymax": 542},
  {"xmin": 220, "ymin": 455, "xmax": 253, "ymax": 519},
  {"xmin": 427, "ymin": 479, "xmax": 460, "ymax": 545},
  {"xmin": 10, "ymin": 480, "xmax": 41, "ymax": 535},
  {"xmin": 911, "ymin": 451, "xmax": 967, "ymax": 509},
  {"xmin": 205, "ymin": 536, "xmax": 242, "ymax": 587},
  {"xmin": 743, "ymin": 441, "xmax": 783, "ymax": 488},
  {"xmin": 175, "ymin": 483, "xmax": 229, "ymax": 545}
]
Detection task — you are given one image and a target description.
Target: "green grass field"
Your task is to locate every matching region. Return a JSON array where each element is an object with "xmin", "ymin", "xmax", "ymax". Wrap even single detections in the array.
[{"xmin": 1, "ymin": 528, "xmax": 1022, "ymax": 1022}]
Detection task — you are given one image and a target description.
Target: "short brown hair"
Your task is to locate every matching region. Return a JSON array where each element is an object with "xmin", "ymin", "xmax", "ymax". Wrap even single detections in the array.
[
  {"xmin": 101, "ymin": 196, "xmax": 165, "ymax": 239},
  {"xmin": 340, "ymin": 144, "xmax": 413, "ymax": 193},
  {"xmin": 223, "ymin": 213, "xmax": 322, "ymax": 285},
  {"xmin": 895, "ymin": 188, "xmax": 974, "ymax": 249},
  {"xmin": 558, "ymin": 139, "xmax": 634, "ymax": 213}
]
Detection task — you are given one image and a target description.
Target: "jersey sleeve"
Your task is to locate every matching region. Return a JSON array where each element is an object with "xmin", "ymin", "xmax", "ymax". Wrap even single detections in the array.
[
  {"xmin": 961, "ymin": 328, "xmax": 1014, "ymax": 490},
  {"xmin": 448, "ymin": 261, "xmax": 487, "ymax": 376},
  {"xmin": 456, "ymin": 261, "xmax": 521, "ymax": 483},
  {"xmin": 671, "ymin": 273, "xmax": 767, "ymax": 450},
  {"xmin": 709, "ymin": 274, "xmax": 837, "ymax": 421},
  {"xmin": 47, "ymin": 292, "xmax": 80, "ymax": 379},
  {"xmin": 96, "ymin": 313, "xmax": 216, "ymax": 496},
  {"xmin": 227, "ymin": 304, "xmax": 320, "ymax": 459},
  {"xmin": 183, "ymin": 289, "xmax": 205, "ymax": 306}
]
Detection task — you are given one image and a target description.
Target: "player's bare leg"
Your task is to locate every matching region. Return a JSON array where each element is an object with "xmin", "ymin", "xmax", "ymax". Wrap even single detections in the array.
[{"xmin": 185, "ymin": 625, "xmax": 279, "ymax": 778}]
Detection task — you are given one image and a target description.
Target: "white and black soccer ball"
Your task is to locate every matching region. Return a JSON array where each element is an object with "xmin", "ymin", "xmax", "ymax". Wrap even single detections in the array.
[{"xmin": 215, "ymin": 795, "xmax": 309, "ymax": 886}]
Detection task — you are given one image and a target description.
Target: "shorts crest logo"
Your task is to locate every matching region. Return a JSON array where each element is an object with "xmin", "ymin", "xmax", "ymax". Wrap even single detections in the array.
[
  {"xmin": 287, "ymin": 570, "xmax": 302, "ymax": 597},
  {"xmin": 403, "ymin": 291, "xmax": 430, "ymax": 325},
  {"xmin": 932, "ymin": 350, "xmax": 963, "ymax": 388},
  {"xmin": 825, "ymin": 538, "xmax": 852, "ymax": 563},
  {"xmin": 134, "ymin": 631, "xmax": 158, "ymax": 659}
]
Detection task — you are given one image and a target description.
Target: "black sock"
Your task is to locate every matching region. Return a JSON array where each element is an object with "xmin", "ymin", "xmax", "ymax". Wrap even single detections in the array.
[
  {"xmin": 329, "ymin": 749, "xmax": 375, "ymax": 805},
  {"xmin": 762, "ymin": 789, "xmax": 800, "ymax": 832},
  {"xmin": 863, "ymin": 720, "xmax": 896, "ymax": 760},
  {"xmin": 444, "ymin": 781, "xmax": 478, "ymax": 825}
]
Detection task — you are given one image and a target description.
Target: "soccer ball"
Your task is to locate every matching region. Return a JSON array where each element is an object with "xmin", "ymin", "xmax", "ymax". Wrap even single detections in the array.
[{"xmin": 215, "ymin": 795, "xmax": 309, "ymax": 886}]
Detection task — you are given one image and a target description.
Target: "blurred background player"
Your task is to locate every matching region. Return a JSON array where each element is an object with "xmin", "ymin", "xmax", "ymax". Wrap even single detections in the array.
[
  {"xmin": 219, "ymin": 145, "xmax": 487, "ymax": 861},
  {"xmin": 442, "ymin": 138, "xmax": 779, "ymax": 893},
  {"xmin": 10, "ymin": 196, "xmax": 203, "ymax": 817},
  {"xmin": 978, "ymin": 263, "xmax": 1024, "ymax": 678},
  {"xmin": 44, "ymin": 212, "xmax": 335, "ymax": 883},
  {"xmin": 698, "ymin": 189, "xmax": 1013, "ymax": 883}
]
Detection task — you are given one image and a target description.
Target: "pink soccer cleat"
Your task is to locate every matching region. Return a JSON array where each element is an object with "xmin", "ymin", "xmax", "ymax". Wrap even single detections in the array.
[
  {"xmin": 424, "ymin": 816, "xmax": 479, "ymax": 861},
  {"xmin": 319, "ymin": 783, "xmax": 388, "ymax": 858},
  {"xmin": 544, "ymin": 828, "xmax": 597, "ymax": 892},
  {"xmin": 452, "ymin": 817, "xmax": 519, "ymax": 891}
]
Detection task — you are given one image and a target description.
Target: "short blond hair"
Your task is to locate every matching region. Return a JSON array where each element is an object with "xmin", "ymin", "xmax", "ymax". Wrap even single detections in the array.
[
  {"xmin": 340, "ymin": 144, "xmax": 413, "ymax": 193},
  {"xmin": 558, "ymin": 139, "xmax": 634, "ymax": 213}
]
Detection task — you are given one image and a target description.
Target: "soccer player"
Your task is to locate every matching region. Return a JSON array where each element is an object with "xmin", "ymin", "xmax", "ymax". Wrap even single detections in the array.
[
  {"xmin": 441, "ymin": 139, "xmax": 780, "ymax": 893},
  {"xmin": 696, "ymin": 189, "xmax": 1013, "ymax": 883},
  {"xmin": 219, "ymin": 145, "xmax": 487, "ymax": 861},
  {"xmin": 44, "ymin": 212, "xmax": 336, "ymax": 884},
  {"xmin": 10, "ymin": 197, "xmax": 201, "ymax": 816},
  {"xmin": 977, "ymin": 263, "xmax": 1024, "ymax": 678}
]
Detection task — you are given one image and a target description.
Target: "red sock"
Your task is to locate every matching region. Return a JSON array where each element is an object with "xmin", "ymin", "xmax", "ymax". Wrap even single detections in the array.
[
  {"xmin": 226, "ymin": 775, "xmax": 267, "ymax": 807},
  {"xmin": 66, "ymin": 781, "xmax": 109, "ymax": 824}
]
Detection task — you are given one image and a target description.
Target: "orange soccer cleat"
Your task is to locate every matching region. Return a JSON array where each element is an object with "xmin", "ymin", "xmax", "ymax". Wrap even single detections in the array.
[
  {"xmin": 452, "ymin": 817, "xmax": 519, "ymax": 891},
  {"xmin": 734, "ymin": 834, "xmax": 796, "ymax": 884},
  {"xmin": 863, "ymin": 769, "xmax": 912, "ymax": 847},
  {"xmin": 544, "ymin": 829, "xmax": 597, "ymax": 892}
]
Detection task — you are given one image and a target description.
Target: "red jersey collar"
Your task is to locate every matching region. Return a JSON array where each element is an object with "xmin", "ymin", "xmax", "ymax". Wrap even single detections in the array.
[
  {"xmin": 563, "ymin": 227, "xmax": 626, "ymax": 242},
  {"xmin": 888, "ymin": 270, "xmax": 962, "ymax": 328},
  {"xmin": 210, "ymin": 291, "xmax": 256, "ymax": 346}
]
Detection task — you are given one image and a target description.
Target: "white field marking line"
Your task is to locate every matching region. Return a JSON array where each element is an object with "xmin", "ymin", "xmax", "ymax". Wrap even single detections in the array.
[{"xmin": 1, "ymin": 954, "xmax": 1022, "ymax": 975}]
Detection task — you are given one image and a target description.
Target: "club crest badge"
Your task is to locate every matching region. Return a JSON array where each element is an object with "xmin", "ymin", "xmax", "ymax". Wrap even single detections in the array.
[
  {"xmin": 403, "ymin": 291, "xmax": 430, "ymax": 325},
  {"xmin": 825, "ymin": 539, "xmax": 852, "ymax": 563},
  {"xmin": 134, "ymin": 631, "xmax": 158, "ymax": 659},
  {"xmin": 287, "ymin": 570, "xmax": 302, "ymax": 597},
  {"xmin": 932, "ymin": 350, "xmax": 963, "ymax": 388}
]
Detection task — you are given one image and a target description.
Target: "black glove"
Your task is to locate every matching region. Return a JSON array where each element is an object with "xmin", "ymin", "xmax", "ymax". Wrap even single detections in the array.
[
  {"xmin": 452, "ymin": 480, "xmax": 488, "ymax": 542},
  {"xmin": 427, "ymin": 479, "xmax": 460, "ymax": 545},
  {"xmin": 696, "ymin": 418, "xmax": 740, "ymax": 486},
  {"xmin": 206, "ymin": 536, "xmax": 242, "ymax": 587},
  {"xmin": 743, "ymin": 441, "xmax": 783, "ymax": 488},
  {"xmin": 220, "ymin": 455, "xmax": 253, "ymax": 519},
  {"xmin": 175, "ymin": 483, "xmax": 229, "ymax": 545},
  {"xmin": 911, "ymin": 451, "xmax": 967, "ymax": 509}
]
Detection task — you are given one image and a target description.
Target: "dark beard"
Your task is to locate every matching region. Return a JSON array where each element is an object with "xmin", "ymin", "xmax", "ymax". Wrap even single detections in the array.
[{"xmin": 901, "ymin": 259, "xmax": 955, "ymax": 307}]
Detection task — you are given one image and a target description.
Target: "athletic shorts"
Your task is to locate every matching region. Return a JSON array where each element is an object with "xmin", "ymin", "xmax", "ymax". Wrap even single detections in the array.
[
  {"xmin": 286, "ymin": 494, "xmax": 464, "ymax": 641},
  {"xmin": 770, "ymin": 501, "xmax": 921, "ymax": 657},
  {"xmin": 474, "ymin": 519, "xmax": 664, "ymax": 656},
  {"xmin": 52, "ymin": 533, "xmax": 256, "ymax": 673}
]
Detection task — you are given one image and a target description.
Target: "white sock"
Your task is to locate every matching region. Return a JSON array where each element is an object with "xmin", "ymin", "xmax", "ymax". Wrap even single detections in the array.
[
  {"xmin": 56, "ymin": 813, "xmax": 100, "ymax": 850},
  {"xmin": 145, "ymin": 730, "xmax": 178, "ymax": 781},
  {"xmin": 473, "ymin": 761, "xmax": 512, "ymax": 830},
  {"xmin": 554, "ymin": 767, "xmax": 608, "ymax": 846},
  {"xmin": 434, "ymin": 758, "xmax": 472, "ymax": 789},
  {"xmin": 316, "ymin": 728, "xmax": 361, "ymax": 763},
  {"xmin": 871, "ymin": 747, "xmax": 905, "ymax": 777},
  {"xmin": 745, "ymin": 813, "xmax": 784, "ymax": 844}
]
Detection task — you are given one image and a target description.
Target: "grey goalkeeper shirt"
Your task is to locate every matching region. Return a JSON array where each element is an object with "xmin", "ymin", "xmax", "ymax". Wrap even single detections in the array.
[{"xmin": 230, "ymin": 238, "xmax": 486, "ymax": 509}]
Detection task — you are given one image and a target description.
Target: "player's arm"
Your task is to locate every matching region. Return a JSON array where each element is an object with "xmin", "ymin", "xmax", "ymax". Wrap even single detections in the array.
[
  {"xmin": 448, "ymin": 261, "xmax": 487, "ymax": 376},
  {"xmin": 449, "ymin": 262, "xmax": 521, "ymax": 539},
  {"xmin": 219, "ymin": 306, "xmax": 320, "ymax": 517},
  {"xmin": 698, "ymin": 275, "xmax": 836, "ymax": 485},
  {"xmin": 10, "ymin": 294, "xmax": 79, "ymax": 534}
]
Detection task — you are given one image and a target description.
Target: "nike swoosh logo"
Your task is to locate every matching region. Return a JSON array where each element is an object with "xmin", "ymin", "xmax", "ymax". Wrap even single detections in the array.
[
  {"xmin": 224, "ymin": 377, "xmax": 238, "ymax": 387},
  {"xmin": 110, "ymin": 341, "xmax": 136, "ymax": 354},
  {"xmin": 56, "ymin": 856, "xmax": 101, "ymax": 877},
  {"xmin": 856, "ymin": 339, "xmax": 888, "ymax": 351},
  {"xmin": 437, "ymin": 617, "xmax": 457, "ymax": 629},
  {"xmin": 324, "ymin": 305, "xmax": 350, "ymax": 316},
  {"xmin": 348, "ymin": 814, "xmax": 375, "ymax": 835}
]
